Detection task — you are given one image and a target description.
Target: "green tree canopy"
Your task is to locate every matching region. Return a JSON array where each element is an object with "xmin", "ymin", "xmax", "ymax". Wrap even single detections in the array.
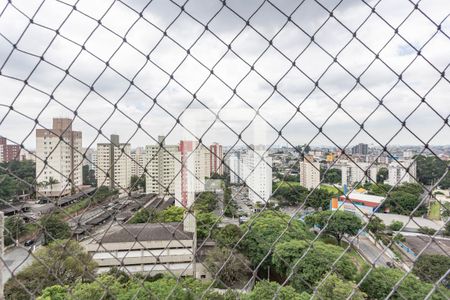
[
  {"xmin": 359, "ymin": 267, "xmax": 449, "ymax": 300},
  {"xmin": 193, "ymin": 191, "xmax": 218, "ymax": 213},
  {"xmin": 304, "ymin": 210, "xmax": 363, "ymax": 245},
  {"xmin": 197, "ymin": 212, "xmax": 219, "ymax": 239},
  {"xmin": 413, "ymin": 254, "xmax": 450, "ymax": 283},
  {"xmin": 40, "ymin": 214, "xmax": 71, "ymax": 245},
  {"xmin": 213, "ymin": 224, "xmax": 243, "ymax": 248},
  {"xmin": 5, "ymin": 240, "xmax": 97, "ymax": 300},
  {"xmin": 205, "ymin": 247, "xmax": 250, "ymax": 287},
  {"xmin": 272, "ymin": 240, "xmax": 357, "ymax": 291},
  {"xmin": 4, "ymin": 215, "xmax": 26, "ymax": 246},
  {"xmin": 243, "ymin": 280, "xmax": 310, "ymax": 300},
  {"xmin": 240, "ymin": 210, "xmax": 312, "ymax": 270},
  {"xmin": 313, "ymin": 274, "xmax": 366, "ymax": 300},
  {"xmin": 384, "ymin": 191, "xmax": 426, "ymax": 216}
]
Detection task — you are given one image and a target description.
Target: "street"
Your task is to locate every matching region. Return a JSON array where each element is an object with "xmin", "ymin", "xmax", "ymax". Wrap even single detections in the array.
[
  {"xmin": 352, "ymin": 236, "xmax": 393, "ymax": 267},
  {"xmin": 2, "ymin": 246, "xmax": 34, "ymax": 288}
]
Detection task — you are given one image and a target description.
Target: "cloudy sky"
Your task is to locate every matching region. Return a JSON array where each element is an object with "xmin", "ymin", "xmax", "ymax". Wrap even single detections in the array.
[{"xmin": 0, "ymin": 0, "xmax": 449, "ymax": 151}]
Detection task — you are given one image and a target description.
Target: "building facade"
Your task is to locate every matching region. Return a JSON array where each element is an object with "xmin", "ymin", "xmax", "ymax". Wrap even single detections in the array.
[
  {"xmin": 35, "ymin": 118, "xmax": 83, "ymax": 197},
  {"xmin": 96, "ymin": 135, "xmax": 132, "ymax": 191},
  {"xmin": 229, "ymin": 153, "xmax": 241, "ymax": 184},
  {"xmin": 387, "ymin": 160, "xmax": 417, "ymax": 186},
  {"xmin": 145, "ymin": 136, "xmax": 181, "ymax": 199},
  {"xmin": 179, "ymin": 140, "xmax": 211, "ymax": 207},
  {"xmin": 131, "ymin": 147, "xmax": 145, "ymax": 178},
  {"xmin": 209, "ymin": 142, "xmax": 223, "ymax": 175},
  {"xmin": 0, "ymin": 137, "xmax": 21, "ymax": 163},
  {"xmin": 240, "ymin": 147, "xmax": 273, "ymax": 204},
  {"xmin": 340, "ymin": 161, "xmax": 378, "ymax": 188},
  {"xmin": 299, "ymin": 154, "xmax": 321, "ymax": 189}
]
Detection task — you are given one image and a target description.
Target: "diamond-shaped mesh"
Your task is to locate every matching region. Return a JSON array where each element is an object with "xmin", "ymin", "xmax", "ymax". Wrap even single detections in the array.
[{"xmin": 0, "ymin": 0, "xmax": 449, "ymax": 299}]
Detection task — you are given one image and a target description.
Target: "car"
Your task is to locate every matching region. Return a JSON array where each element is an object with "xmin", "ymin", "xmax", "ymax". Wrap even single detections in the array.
[{"xmin": 24, "ymin": 239, "xmax": 35, "ymax": 247}]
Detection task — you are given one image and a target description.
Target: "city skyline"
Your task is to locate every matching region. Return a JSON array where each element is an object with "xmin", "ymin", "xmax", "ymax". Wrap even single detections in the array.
[{"xmin": 0, "ymin": 0, "xmax": 448, "ymax": 149}]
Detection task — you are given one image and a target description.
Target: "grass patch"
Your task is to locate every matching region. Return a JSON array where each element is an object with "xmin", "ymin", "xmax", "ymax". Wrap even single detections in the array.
[
  {"xmin": 320, "ymin": 185, "xmax": 342, "ymax": 194},
  {"xmin": 428, "ymin": 201, "xmax": 441, "ymax": 220},
  {"xmin": 273, "ymin": 181, "xmax": 301, "ymax": 189}
]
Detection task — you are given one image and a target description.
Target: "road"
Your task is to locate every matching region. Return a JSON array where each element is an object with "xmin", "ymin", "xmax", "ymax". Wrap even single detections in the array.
[
  {"xmin": 352, "ymin": 236, "xmax": 393, "ymax": 267},
  {"xmin": 1, "ymin": 246, "xmax": 35, "ymax": 288}
]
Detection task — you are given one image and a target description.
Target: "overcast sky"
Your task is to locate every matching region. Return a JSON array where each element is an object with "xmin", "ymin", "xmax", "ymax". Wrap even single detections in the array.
[{"xmin": 0, "ymin": 0, "xmax": 449, "ymax": 151}]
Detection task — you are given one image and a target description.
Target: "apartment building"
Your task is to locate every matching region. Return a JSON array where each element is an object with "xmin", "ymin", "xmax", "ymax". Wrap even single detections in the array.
[
  {"xmin": 240, "ymin": 147, "xmax": 273, "ymax": 204},
  {"xmin": 299, "ymin": 154, "xmax": 321, "ymax": 189},
  {"xmin": 145, "ymin": 136, "xmax": 181, "ymax": 199},
  {"xmin": 209, "ymin": 142, "xmax": 223, "ymax": 175},
  {"xmin": 35, "ymin": 118, "xmax": 83, "ymax": 197},
  {"xmin": 96, "ymin": 135, "xmax": 132, "ymax": 191},
  {"xmin": 387, "ymin": 160, "xmax": 417, "ymax": 186},
  {"xmin": 179, "ymin": 140, "xmax": 211, "ymax": 207},
  {"xmin": 0, "ymin": 137, "xmax": 21, "ymax": 163},
  {"xmin": 339, "ymin": 160, "xmax": 378, "ymax": 188},
  {"xmin": 229, "ymin": 153, "xmax": 241, "ymax": 184},
  {"xmin": 131, "ymin": 147, "xmax": 145, "ymax": 178}
]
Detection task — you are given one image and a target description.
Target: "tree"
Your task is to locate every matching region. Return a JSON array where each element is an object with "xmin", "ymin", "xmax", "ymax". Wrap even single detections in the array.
[
  {"xmin": 155, "ymin": 206, "xmax": 184, "ymax": 222},
  {"xmin": 418, "ymin": 226, "xmax": 437, "ymax": 235},
  {"xmin": 313, "ymin": 274, "xmax": 366, "ymax": 300},
  {"xmin": 40, "ymin": 214, "xmax": 71, "ymax": 245},
  {"xmin": 196, "ymin": 212, "xmax": 219, "ymax": 239},
  {"xmin": 389, "ymin": 220, "xmax": 404, "ymax": 231},
  {"xmin": 377, "ymin": 167, "xmax": 389, "ymax": 183},
  {"xmin": 193, "ymin": 191, "xmax": 217, "ymax": 213},
  {"xmin": 47, "ymin": 177, "xmax": 59, "ymax": 192},
  {"xmin": 82, "ymin": 165, "xmax": 96, "ymax": 186},
  {"xmin": 4, "ymin": 215, "xmax": 26, "ymax": 246},
  {"xmin": 128, "ymin": 207, "xmax": 157, "ymax": 224},
  {"xmin": 5, "ymin": 240, "xmax": 96, "ymax": 299},
  {"xmin": 384, "ymin": 191, "xmax": 426, "ymax": 216},
  {"xmin": 38, "ymin": 274, "xmax": 223, "ymax": 300},
  {"xmin": 413, "ymin": 254, "xmax": 450, "ymax": 283},
  {"xmin": 130, "ymin": 175, "xmax": 145, "ymax": 192},
  {"xmin": 213, "ymin": 224, "xmax": 243, "ymax": 248},
  {"xmin": 243, "ymin": 280, "xmax": 310, "ymax": 300},
  {"xmin": 304, "ymin": 210, "xmax": 363, "ymax": 245},
  {"xmin": 367, "ymin": 216, "xmax": 386, "ymax": 243},
  {"xmin": 205, "ymin": 247, "xmax": 250, "ymax": 286},
  {"xmin": 359, "ymin": 267, "xmax": 448, "ymax": 300},
  {"xmin": 416, "ymin": 155, "xmax": 449, "ymax": 188},
  {"xmin": 272, "ymin": 240, "xmax": 357, "ymax": 291},
  {"xmin": 321, "ymin": 167, "xmax": 342, "ymax": 184},
  {"xmin": 240, "ymin": 210, "xmax": 312, "ymax": 271}
]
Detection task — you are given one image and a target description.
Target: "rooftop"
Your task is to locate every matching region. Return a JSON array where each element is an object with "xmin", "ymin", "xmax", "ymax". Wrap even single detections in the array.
[
  {"xmin": 99, "ymin": 223, "xmax": 193, "ymax": 244},
  {"xmin": 342, "ymin": 192, "xmax": 385, "ymax": 204}
]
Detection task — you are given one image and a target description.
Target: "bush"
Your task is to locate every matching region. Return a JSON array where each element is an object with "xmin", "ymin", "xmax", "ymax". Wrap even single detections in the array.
[{"xmin": 389, "ymin": 220, "xmax": 404, "ymax": 231}]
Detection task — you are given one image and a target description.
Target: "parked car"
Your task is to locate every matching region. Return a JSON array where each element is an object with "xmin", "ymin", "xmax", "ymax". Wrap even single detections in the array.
[{"xmin": 24, "ymin": 239, "xmax": 35, "ymax": 247}]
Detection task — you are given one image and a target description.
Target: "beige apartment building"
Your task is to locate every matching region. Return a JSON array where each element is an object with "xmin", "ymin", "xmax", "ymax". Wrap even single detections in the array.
[
  {"xmin": 96, "ymin": 135, "xmax": 132, "ymax": 191},
  {"xmin": 299, "ymin": 154, "xmax": 321, "ymax": 190},
  {"xmin": 36, "ymin": 118, "xmax": 83, "ymax": 197},
  {"xmin": 145, "ymin": 136, "xmax": 181, "ymax": 198},
  {"xmin": 131, "ymin": 147, "xmax": 145, "ymax": 178}
]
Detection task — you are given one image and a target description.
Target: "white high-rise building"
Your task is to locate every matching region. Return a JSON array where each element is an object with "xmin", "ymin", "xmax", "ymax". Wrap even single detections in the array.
[
  {"xmin": 229, "ymin": 153, "xmax": 241, "ymax": 184},
  {"xmin": 179, "ymin": 140, "xmax": 211, "ymax": 207},
  {"xmin": 299, "ymin": 154, "xmax": 320, "ymax": 189},
  {"xmin": 131, "ymin": 147, "xmax": 145, "ymax": 178},
  {"xmin": 145, "ymin": 136, "xmax": 181, "ymax": 199},
  {"xmin": 240, "ymin": 147, "xmax": 273, "ymax": 204},
  {"xmin": 340, "ymin": 161, "xmax": 378, "ymax": 188},
  {"xmin": 36, "ymin": 118, "xmax": 83, "ymax": 197},
  {"xmin": 388, "ymin": 160, "xmax": 417, "ymax": 186},
  {"xmin": 96, "ymin": 135, "xmax": 132, "ymax": 191}
]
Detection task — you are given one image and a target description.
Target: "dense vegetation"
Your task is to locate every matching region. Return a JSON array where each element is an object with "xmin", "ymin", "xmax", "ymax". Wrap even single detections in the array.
[{"xmin": 0, "ymin": 160, "xmax": 35, "ymax": 201}]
